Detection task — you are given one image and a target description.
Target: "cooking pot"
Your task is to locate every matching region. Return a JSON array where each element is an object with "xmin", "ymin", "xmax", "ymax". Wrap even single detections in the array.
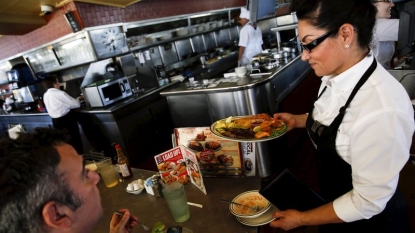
[
  {"xmin": 280, "ymin": 41, "xmax": 297, "ymax": 52},
  {"xmin": 262, "ymin": 59, "xmax": 278, "ymax": 71}
]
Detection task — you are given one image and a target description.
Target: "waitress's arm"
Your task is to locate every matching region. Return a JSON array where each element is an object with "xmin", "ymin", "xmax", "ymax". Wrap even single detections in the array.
[{"xmin": 270, "ymin": 202, "xmax": 343, "ymax": 230}]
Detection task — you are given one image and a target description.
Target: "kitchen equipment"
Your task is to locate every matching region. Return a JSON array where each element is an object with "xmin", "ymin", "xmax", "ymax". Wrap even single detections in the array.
[
  {"xmin": 176, "ymin": 28, "xmax": 189, "ymax": 36},
  {"xmin": 250, "ymin": 69, "xmax": 272, "ymax": 77},
  {"xmin": 220, "ymin": 199, "xmax": 258, "ymax": 212},
  {"xmin": 84, "ymin": 76, "xmax": 132, "ymax": 107},
  {"xmin": 6, "ymin": 64, "xmax": 38, "ymax": 86},
  {"xmin": 115, "ymin": 211, "xmax": 151, "ymax": 231},
  {"xmin": 262, "ymin": 59, "xmax": 278, "ymax": 71},
  {"xmin": 235, "ymin": 66, "xmax": 247, "ymax": 77},
  {"xmin": 199, "ymin": 55, "xmax": 208, "ymax": 66}
]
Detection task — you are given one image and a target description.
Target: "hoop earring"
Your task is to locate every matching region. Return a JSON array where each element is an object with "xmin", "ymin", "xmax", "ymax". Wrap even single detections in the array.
[{"xmin": 345, "ymin": 44, "xmax": 350, "ymax": 49}]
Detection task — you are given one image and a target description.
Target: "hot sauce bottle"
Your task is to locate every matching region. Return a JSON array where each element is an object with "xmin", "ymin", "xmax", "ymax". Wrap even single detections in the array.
[{"xmin": 115, "ymin": 144, "xmax": 132, "ymax": 179}]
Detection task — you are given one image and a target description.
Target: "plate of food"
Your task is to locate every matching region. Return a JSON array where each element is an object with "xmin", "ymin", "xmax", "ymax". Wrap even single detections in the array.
[
  {"xmin": 205, "ymin": 141, "xmax": 222, "ymax": 151},
  {"xmin": 210, "ymin": 113, "xmax": 287, "ymax": 142},
  {"xmin": 229, "ymin": 190, "xmax": 271, "ymax": 218},
  {"xmin": 236, "ymin": 204, "xmax": 278, "ymax": 226}
]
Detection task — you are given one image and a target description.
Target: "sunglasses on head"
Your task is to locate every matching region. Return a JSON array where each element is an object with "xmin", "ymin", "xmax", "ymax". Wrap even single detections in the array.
[
  {"xmin": 300, "ymin": 31, "xmax": 333, "ymax": 53},
  {"xmin": 371, "ymin": 0, "xmax": 392, "ymax": 3}
]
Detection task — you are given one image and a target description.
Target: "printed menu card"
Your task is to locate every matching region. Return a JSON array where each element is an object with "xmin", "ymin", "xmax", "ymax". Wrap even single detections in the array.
[
  {"xmin": 154, "ymin": 146, "xmax": 207, "ymax": 194},
  {"xmin": 173, "ymin": 127, "xmax": 247, "ymax": 177}
]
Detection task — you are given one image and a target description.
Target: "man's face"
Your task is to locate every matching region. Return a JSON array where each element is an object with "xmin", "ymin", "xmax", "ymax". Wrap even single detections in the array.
[{"xmin": 57, "ymin": 143, "xmax": 103, "ymax": 233}]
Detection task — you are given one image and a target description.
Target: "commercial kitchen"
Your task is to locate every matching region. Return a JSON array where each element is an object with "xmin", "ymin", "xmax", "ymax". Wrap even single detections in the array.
[{"xmin": 0, "ymin": 0, "xmax": 414, "ymax": 232}]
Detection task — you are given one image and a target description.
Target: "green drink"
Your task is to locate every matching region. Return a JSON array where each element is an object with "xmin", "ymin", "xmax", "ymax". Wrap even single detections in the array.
[
  {"xmin": 162, "ymin": 182, "xmax": 190, "ymax": 222},
  {"xmin": 96, "ymin": 158, "xmax": 118, "ymax": 188}
]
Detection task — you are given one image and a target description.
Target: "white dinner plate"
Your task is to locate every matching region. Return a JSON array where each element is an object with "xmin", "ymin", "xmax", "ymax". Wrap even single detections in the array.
[
  {"xmin": 229, "ymin": 190, "xmax": 271, "ymax": 218},
  {"xmin": 236, "ymin": 204, "xmax": 278, "ymax": 226}
]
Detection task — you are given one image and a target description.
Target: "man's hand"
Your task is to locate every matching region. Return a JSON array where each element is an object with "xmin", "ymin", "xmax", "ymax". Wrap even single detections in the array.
[{"xmin": 110, "ymin": 209, "xmax": 138, "ymax": 233}]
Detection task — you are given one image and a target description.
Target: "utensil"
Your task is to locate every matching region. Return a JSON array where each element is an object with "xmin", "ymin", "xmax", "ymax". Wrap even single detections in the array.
[
  {"xmin": 220, "ymin": 198, "xmax": 258, "ymax": 212},
  {"xmin": 115, "ymin": 211, "xmax": 151, "ymax": 232}
]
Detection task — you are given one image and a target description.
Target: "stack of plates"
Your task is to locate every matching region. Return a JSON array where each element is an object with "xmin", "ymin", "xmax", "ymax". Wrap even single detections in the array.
[{"xmin": 229, "ymin": 190, "xmax": 277, "ymax": 226}]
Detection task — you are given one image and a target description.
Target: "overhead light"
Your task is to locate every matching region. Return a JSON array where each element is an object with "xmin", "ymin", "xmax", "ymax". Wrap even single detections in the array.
[{"xmin": 39, "ymin": 5, "xmax": 54, "ymax": 16}]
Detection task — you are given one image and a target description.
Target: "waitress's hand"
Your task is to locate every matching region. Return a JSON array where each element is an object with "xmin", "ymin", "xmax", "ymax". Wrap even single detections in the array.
[
  {"xmin": 269, "ymin": 209, "xmax": 304, "ymax": 231},
  {"xmin": 110, "ymin": 209, "xmax": 138, "ymax": 233},
  {"xmin": 273, "ymin": 113, "xmax": 308, "ymax": 131}
]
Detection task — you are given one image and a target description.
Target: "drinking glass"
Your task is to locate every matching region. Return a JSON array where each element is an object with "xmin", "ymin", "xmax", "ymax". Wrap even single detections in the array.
[
  {"xmin": 162, "ymin": 182, "xmax": 190, "ymax": 222},
  {"xmin": 95, "ymin": 158, "xmax": 118, "ymax": 188}
]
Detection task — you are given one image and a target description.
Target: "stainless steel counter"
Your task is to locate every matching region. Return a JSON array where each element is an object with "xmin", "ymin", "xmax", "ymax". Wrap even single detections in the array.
[
  {"xmin": 159, "ymin": 55, "xmax": 312, "ymax": 178},
  {"xmin": 160, "ymin": 55, "xmax": 303, "ymax": 96},
  {"xmin": 93, "ymin": 168, "xmax": 262, "ymax": 233}
]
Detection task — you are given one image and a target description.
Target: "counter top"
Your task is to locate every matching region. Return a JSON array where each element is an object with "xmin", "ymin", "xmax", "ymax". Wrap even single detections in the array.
[
  {"xmin": 93, "ymin": 168, "xmax": 263, "ymax": 233},
  {"xmin": 160, "ymin": 55, "xmax": 302, "ymax": 96},
  {"xmin": 0, "ymin": 81, "xmax": 178, "ymax": 117}
]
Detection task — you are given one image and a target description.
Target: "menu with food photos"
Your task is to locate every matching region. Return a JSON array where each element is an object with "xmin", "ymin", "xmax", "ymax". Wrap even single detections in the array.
[
  {"xmin": 154, "ymin": 146, "xmax": 207, "ymax": 194},
  {"xmin": 173, "ymin": 127, "xmax": 249, "ymax": 177}
]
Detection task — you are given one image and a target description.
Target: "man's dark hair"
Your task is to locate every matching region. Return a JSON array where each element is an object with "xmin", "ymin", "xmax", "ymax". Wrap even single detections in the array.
[
  {"xmin": 0, "ymin": 127, "xmax": 83, "ymax": 233},
  {"xmin": 294, "ymin": 0, "xmax": 377, "ymax": 51},
  {"xmin": 42, "ymin": 74, "xmax": 59, "ymax": 89}
]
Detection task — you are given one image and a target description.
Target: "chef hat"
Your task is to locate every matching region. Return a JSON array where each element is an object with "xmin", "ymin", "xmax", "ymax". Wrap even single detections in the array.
[{"xmin": 239, "ymin": 7, "xmax": 250, "ymax": 20}]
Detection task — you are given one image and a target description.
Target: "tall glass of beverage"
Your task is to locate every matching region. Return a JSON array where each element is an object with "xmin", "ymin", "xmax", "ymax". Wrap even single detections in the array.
[
  {"xmin": 162, "ymin": 182, "xmax": 190, "ymax": 222},
  {"xmin": 95, "ymin": 158, "xmax": 118, "ymax": 188}
]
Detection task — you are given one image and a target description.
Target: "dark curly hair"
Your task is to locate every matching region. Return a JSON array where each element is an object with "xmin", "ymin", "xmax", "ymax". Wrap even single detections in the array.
[
  {"xmin": 293, "ymin": 0, "xmax": 377, "ymax": 51},
  {"xmin": 0, "ymin": 127, "xmax": 83, "ymax": 233}
]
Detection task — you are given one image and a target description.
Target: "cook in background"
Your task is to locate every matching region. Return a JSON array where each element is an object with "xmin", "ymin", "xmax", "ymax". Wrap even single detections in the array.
[
  {"xmin": 372, "ymin": 0, "xmax": 412, "ymax": 69},
  {"xmin": 237, "ymin": 7, "xmax": 264, "ymax": 66},
  {"xmin": 0, "ymin": 128, "xmax": 138, "ymax": 233},
  {"xmin": 272, "ymin": 0, "xmax": 413, "ymax": 232},
  {"xmin": 43, "ymin": 74, "xmax": 84, "ymax": 155}
]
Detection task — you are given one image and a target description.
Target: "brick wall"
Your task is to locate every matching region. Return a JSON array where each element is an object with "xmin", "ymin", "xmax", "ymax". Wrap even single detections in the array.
[
  {"xmin": 0, "ymin": 0, "xmax": 291, "ymax": 62},
  {"xmin": 76, "ymin": 0, "xmax": 245, "ymax": 27},
  {"xmin": 0, "ymin": 2, "xmax": 79, "ymax": 61}
]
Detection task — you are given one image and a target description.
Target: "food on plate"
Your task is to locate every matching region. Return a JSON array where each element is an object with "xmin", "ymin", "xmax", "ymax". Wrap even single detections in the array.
[
  {"xmin": 170, "ymin": 162, "xmax": 186, "ymax": 176},
  {"xmin": 213, "ymin": 113, "xmax": 286, "ymax": 139},
  {"xmin": 217, "ymin": 154, "xmax": 233, "ymax": 164},
  {"xmin": 157, "ymin": 162, "xmax": 175, "ymax": 172},
  {"xmin": 195, "ymin": 131, "xmax": 207, "ymax": 141},
  {"xmin": 234, "ymin": 193, "xmax": 269, "ymax": 215},
  {"xmin": 188, "ymin": 140, "xmax": 204, "ymax": 151},
  {"xmin": 205, "ymin": 141, "xmax": 221, "ymax": 150}
]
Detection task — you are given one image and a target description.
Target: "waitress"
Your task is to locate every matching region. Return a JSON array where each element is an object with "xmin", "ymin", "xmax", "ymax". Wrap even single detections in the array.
[
  {"xmin": 272, "ymin": 0, "xmax": 413, "ymax": 232},
  {"xmin": 238, "ymin": 7, "xmax": 264, "ymax": 66},
  {"xmin": 43, "ymin": 74, "xmax": 84, "ymax": 155}
]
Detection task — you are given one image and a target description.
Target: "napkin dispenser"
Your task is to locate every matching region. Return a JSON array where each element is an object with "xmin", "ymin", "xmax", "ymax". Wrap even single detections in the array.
[{"xmin": 144, "ymin": 175, "xmax": 163, "ymax": 197}]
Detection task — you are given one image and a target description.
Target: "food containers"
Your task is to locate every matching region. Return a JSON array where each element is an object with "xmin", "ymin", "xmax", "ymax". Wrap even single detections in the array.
[
  {"xmin": 159, "ymin": 33, "xmax": 173, "ymax": 41},
  {"xmin": 176, "ymin": 28, "xmax": 189, "ymax": 36}
]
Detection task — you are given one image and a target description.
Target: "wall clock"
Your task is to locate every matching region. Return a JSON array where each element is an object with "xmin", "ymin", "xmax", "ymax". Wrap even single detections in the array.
[{"xmin": 89, "ymin": 26, "xmax": 128, "ymax": 59}]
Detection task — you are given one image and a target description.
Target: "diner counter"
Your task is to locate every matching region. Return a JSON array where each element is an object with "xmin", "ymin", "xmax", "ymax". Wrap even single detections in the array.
[
  {"xmin": 160, "ymin": 55, "xmax": 303, "ymax": 96},
  {"xmin": 93, "ymin": 168, "xmax": 263, "ymax": 233}
]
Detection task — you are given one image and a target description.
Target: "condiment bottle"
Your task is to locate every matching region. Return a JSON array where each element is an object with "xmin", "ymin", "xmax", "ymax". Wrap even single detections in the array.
[{"xmin": 115, "ymin": 144, "xmax": 133, "ymax": 179}]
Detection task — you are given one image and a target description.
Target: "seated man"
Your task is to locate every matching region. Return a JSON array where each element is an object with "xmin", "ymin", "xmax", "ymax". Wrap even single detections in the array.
[{"xmin": 0, "ymin": 127, "xmax": 138, "ymax": 233}]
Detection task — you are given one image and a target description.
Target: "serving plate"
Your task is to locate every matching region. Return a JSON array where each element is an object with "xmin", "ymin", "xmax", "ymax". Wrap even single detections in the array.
[
  {"xmin": 210, "ymin": 115, "xmax": 287, "ymax": 142},
  {"xmin": 236, "ymin": 204, "xmax": 278, "ymax": 226},
  {"xmin": 229, "ymin": 190, "xmax": 271, "ymax": 218}
]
